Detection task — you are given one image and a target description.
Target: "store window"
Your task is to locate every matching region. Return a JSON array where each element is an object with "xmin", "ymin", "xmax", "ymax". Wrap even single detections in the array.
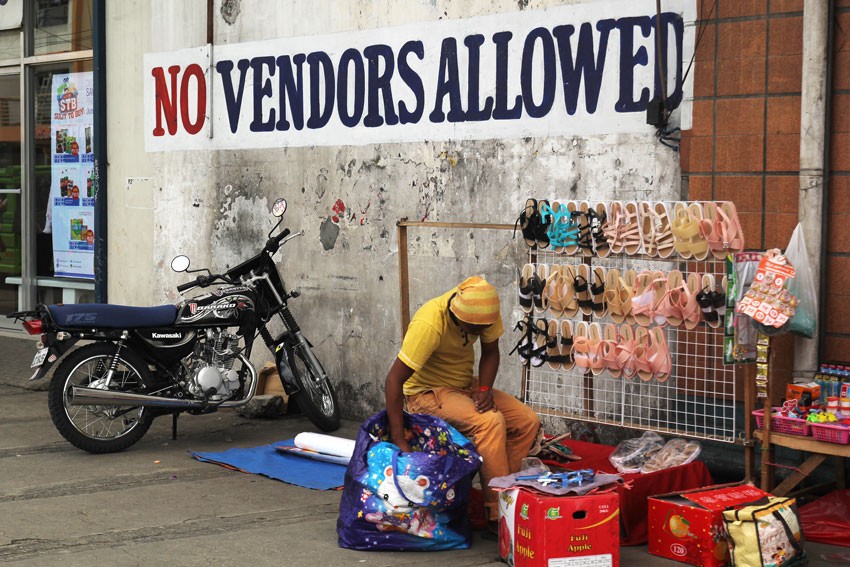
[
  {"xmin": 33, "ymin": 61, "xmax": 95, "ymax": 283},
  {"xmin": 0, "ymin": 30, "xmax": 20, "ymax": 63},
  {"xmin": 34, "ymin": 0, "xmax": 92, "ymax": 55},
  {"xmin": 0, "ymin": 74, "xmax": 21, "ymax": 319}
]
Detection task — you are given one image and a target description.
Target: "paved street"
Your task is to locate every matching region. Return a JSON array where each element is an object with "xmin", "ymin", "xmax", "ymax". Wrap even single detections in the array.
[{"xmin": 0, "ymin": 331, "xmax": 846, "ymax": 566}]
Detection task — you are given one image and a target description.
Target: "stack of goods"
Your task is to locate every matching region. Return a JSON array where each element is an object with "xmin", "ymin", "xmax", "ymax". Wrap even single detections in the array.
[{"xmin": 608, "ymin": 431, "xmax": 702, "ymax": 474}]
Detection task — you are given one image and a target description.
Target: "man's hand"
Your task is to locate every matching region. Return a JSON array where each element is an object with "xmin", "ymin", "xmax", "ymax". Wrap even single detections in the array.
[{"xmin": 473, "ymin": 388, "xmax": 495, "ymax": 412}]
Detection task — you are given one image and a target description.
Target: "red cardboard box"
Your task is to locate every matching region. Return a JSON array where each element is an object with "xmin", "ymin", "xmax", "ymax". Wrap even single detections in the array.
[
  {"xmin": 498, "ymin": 488, "xmax": 619, "ymax": 567},
  {"xmin": 648, "ymin": 483, "xmax": 769, "ymax": 566}
]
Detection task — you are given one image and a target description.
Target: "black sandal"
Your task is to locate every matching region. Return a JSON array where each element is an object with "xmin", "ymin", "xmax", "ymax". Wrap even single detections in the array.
[
  {"xmin": 513, "ymin": 198, "xmax": 539, "ymax": 249},
  {"xmin": 696, "ymin": 287, "xmax": 725, "ymax": 329},
  {"xmin": 509, "ymin": 316, "xmax": 548, "ymax": 367}
]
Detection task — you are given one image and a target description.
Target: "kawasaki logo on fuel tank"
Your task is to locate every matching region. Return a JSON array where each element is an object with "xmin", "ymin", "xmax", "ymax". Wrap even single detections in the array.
[{"xmin": 152, "ymin": 332, "xmax": 182, "ymax": 339}]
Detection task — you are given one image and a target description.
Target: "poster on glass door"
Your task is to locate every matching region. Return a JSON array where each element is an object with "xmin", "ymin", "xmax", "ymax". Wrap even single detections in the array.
[{"xmin": 50, "ymin": 71, "xmax": 94, "ymax": 279}]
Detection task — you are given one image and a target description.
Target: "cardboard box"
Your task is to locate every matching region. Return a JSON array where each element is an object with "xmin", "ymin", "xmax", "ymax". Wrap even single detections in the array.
[
  {"xmin": 498, "ymin": 488, "xmax": 619, "ymax": 567},
  {"xmin": 786, "ymin": 383, "xmax": 821, "ymax": 410},
  {"xmin": 648, "ymin": 483, "xmax": 769, "ymax": 567}
]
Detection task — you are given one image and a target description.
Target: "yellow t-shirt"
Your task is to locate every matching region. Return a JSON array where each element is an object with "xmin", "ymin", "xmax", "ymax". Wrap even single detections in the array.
[{"xmin": 399, "ymin": 286, "xmax": 504, "ymax": 395}]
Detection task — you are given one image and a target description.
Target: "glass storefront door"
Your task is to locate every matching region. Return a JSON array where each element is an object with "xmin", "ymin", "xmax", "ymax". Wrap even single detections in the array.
[{"xmin": 0, "ymin": 73, "xmax": 21, "ymax": 323}]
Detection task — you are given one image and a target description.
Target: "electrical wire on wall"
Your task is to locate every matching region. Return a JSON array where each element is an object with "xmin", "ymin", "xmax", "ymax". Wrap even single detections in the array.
[{"xmin": 652, "ymin": 0, "xmax": 717, "ymax": 152}]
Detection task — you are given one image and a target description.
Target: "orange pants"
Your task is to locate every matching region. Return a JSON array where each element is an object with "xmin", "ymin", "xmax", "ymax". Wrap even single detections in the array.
[{"xmin": 405, "ymin": 387, "xmax": 540, "ymax": 521}]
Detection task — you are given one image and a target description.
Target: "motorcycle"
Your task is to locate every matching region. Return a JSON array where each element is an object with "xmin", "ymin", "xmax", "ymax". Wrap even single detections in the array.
[{"xmin": 7, "ymin": 198, "xmax": 340, "ymax": 454}]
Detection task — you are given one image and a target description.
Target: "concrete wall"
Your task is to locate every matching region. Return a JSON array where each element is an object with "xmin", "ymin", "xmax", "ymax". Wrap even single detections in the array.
[{"xmin": 107, "ymin": 0, "xmax": 684, "ymax": 421}]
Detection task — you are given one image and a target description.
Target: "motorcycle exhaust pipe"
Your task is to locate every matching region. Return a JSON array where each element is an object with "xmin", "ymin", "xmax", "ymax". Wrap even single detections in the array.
[{"xmin": 69, "ymin": 356, "xmax": 259, "ymax": 409}]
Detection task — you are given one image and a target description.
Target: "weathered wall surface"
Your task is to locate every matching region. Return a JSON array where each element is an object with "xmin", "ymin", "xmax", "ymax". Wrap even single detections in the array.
[{"xmin": 108, "ymin": 0, "xmax": 685, "ymax": 421}]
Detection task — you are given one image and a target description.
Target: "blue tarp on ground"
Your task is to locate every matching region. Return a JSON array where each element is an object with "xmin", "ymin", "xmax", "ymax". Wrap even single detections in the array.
[{"xmin": 191, "ymin": 439, "xmax": 346, "ymax": 491}]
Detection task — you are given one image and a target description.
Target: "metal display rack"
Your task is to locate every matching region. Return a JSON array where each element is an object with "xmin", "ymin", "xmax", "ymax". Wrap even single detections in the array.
[{"xmin": 519, "ymin": 215, "xmax": 737, "ymax": 444}]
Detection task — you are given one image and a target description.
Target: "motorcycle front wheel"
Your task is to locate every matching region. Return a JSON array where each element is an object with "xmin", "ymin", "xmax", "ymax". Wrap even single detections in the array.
[
  {"xmin": 47, "ymin": 343, "xmax": 155, "ymax": 454},
  {"xmin": 289, "ymin": 344, "xmax": 340, "ymax": 432}
]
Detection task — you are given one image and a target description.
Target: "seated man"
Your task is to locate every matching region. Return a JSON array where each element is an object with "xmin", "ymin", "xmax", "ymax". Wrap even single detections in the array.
[{"xmin": 384, "ymin": 275, "xmax": 541, "ymax": 526}]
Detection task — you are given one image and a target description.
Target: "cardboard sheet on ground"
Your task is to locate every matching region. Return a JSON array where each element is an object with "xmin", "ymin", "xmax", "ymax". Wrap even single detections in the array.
[{"xmin": 191, "ymin": 439, "xmax": 346, "ymax": 490}]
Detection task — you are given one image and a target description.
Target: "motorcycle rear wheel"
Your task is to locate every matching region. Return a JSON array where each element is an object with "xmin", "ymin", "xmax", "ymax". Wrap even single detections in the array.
[
  {"xmin": 289, "ymin": 344, "xmax": 340, "ymax": 432},
  {"xmin": 48, "ymin": 343, "xmax": 155, "ymax": 454}
]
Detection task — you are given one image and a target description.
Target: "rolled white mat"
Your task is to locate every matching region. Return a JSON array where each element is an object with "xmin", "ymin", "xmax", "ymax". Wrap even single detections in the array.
[{"xmin": 293, "ymin": 432, "xmax": 355, "ymax": 459}]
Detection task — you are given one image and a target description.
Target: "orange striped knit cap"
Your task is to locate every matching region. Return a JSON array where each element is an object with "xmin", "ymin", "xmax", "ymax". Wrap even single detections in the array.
[{"xmin": 449, "ymin": 276, "xmax": 500, "ymax": 325}]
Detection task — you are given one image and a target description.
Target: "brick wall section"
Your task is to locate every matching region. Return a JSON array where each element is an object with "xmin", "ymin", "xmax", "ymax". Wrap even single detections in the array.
[
  {"xmin": 682, "ymin": 1, "xmax": 850, "ymax": 379},
  {"xmin": 681, "ymin": 1, "xmax": 807, "ymax": 386}
]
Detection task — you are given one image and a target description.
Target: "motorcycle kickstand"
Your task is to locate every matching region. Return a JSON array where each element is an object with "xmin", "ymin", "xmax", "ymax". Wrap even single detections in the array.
[{"xmin": 171, "ymin": 411, "xmax": 179, "ymax": 440}]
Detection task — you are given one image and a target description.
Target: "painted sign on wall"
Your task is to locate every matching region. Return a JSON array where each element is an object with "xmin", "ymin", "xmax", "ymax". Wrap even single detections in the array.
[
  {"xmin": 50, "ymin": 71, "xmax": 95, "ymax": 279},
  {"xmin": 144, "ymin": 0, "xmax": 695, "ymax": 151}
]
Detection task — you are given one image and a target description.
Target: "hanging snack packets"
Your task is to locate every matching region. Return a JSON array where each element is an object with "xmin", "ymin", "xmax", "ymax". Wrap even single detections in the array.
[{"xmin": 735, "ymin": 249, "xmax": 798, "ymax": 329}]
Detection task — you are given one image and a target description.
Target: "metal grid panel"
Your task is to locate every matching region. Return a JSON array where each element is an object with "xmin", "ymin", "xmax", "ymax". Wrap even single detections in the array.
[{"xmin": 520, "ymin": 245, "xmax": 737, "ymax": 443}]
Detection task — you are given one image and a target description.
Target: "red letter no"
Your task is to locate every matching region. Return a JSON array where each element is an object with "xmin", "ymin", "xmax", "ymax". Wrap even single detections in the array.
[{"xmin": 152, "ymin": 64, "xmax": 207, "ymax": 137}]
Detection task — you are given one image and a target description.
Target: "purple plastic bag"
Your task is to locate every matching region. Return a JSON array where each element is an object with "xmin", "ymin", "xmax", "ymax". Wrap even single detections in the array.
[{"xmin": 336, "ymin": 410, "xmax": 482, "ymax": 551}]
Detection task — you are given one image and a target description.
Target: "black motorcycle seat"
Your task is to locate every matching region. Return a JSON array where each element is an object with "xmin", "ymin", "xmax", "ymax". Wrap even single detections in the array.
[{"xmin": 48, "ymin": 304, "xmax": 178, "ymax": 329}]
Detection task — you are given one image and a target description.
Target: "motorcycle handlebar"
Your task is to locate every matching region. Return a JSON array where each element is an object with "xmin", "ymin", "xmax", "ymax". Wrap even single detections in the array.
[
  {"xmin": 177, "ymin": 229, "xmax": 292, "ymax": 293},
  {"xmin": 176, "ymin": 274, "xmax": 215, "ymax": 292},
  {"xmin": 265, "ymin": 228, "xmax": 291, "ymax": 252},
  {"xmin": 176, "ymin": 277, "xmax": 201, "ymax": 292}
]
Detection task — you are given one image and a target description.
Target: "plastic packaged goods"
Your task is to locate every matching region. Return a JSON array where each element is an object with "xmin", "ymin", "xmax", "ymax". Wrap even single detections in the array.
[
  {"xmin": 608, "ymin": 431, "xmax": 664, "ymax": 474},
  {"xmin": 640, "ymin": 438, "xmax": 702, "ymax": 473}
]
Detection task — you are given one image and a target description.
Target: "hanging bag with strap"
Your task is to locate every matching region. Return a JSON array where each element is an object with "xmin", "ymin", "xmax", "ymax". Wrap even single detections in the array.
[{"xmin": 722, "ymin": 496, "xmax": 806, "ymax": 566}]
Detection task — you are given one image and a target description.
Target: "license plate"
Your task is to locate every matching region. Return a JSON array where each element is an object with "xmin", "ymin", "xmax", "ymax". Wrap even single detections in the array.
[{"xmin": 31, "ymin": 348, "xmax": 48, "ymax": 368}]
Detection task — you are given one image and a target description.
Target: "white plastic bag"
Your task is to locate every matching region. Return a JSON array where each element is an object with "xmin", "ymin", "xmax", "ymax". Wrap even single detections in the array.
[{"xmin": 784, "ymin": 224, "xmax": 817, "ymax": 339}]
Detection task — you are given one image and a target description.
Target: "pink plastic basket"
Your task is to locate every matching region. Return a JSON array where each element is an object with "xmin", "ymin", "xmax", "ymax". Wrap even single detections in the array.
[
  {"xmin": 810, "ymin": 422, "xmax": 850, "ymax": 444},
  {"xmin": 752, "ymin": 408, "xmax": 811, "ymax": 436}
]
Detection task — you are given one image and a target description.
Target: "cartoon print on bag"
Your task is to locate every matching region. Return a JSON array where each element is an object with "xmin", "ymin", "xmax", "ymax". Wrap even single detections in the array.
[{"xmin": 364, "ymin": 465, "xmax": 437, "ymax": 538}]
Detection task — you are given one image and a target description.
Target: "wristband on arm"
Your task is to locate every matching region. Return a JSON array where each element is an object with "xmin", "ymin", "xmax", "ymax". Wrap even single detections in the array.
[{"xmin": 478, "ymin": 385, "xmax": 491, "ymax": 392}]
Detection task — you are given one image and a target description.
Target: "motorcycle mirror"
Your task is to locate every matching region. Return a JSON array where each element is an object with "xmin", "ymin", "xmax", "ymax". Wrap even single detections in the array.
[
  {"xmin": 170, "ymin": 255, "xmax": 191, "ymax": 272},
  {"xmin": 271, "ymin": 198, "xmax": 287, "ymax": 217}
]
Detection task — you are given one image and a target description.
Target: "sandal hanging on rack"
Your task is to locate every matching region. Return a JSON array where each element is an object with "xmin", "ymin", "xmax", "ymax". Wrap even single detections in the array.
[
  {"xmin": 696, "ymin": 274, "xmax": 725, "ymax": 329},
  {"xmin": 633, "ymin": 327, "xmax": 655, "ymax": 382},
  {"xmin": 588, "ymin": 203, "xmax": 611, "ymax": 258},
  {"xmin": 519, "ymin": 263, "xmax": 536, "ymax": 314},
  {"xmin": 638, "ymin": 201, "xmax": 657, "ymax": 257},
  {"xmin": 654, "ymin": 270, "xmax": 685, "ymax": 327},
  {"xmin": 534, "ymin": 264, "xmax": 550, "ymax": 314},
  {"xmin": 575, "ymin": 264, "xmax": 594, "ymax": 316},
  {"xmin": 671, "ymin": 202, "xmax": 702, "ymax": 259},
  {"xmin": 547, "ymin": 319, "xmax": 563, "ymax": 370},
  {"xmin": 531, "ymin": 317, "xmax": 550, "ymax": 368},
  {"xmin": 623, "ymin": 270, "xmax": 638, "ymax": 325},
  {"xmin": 535, "ymin": 200, "xmax": 552, "ymax": 250},
  {"xmin": 590, "ymin": 266, "xmax": 608, "ymax": 318},
  {"xmin": 587, "ymin": 323, "xmax": 607, "ymax": 376},
  {"xmin": 572, "ymin": 322, "xmax": 602, "ymax": 374},
  {"xmin": 544, "ymin": 202, "xmax": 581, "ymax": 255},
  {"xmin": 621, "ymin": 202, "xmax": 643, "ymax": 255},
  {"xmin": 604, "ymin": 268, "xmax": 632, "ymax": 325},
  {"xmin": 576, "ymin": 202, "xmax": 595, "ymax": 257},
  {"xmin": 514, "ymin": 198, "xmax": 540, "ymax": 249},
  {"xmin": 616, "ymin": 325, "xmax": 638, "ymax": 379},
  {"xmin": 631, "ymin": 271, "xmax": 656, "ymax": 327},
  {"xmin": 544, "ymin": 265, "xmax": 566, "ymax": 318},
  {"xmin": 680, "ymin": 272, "xmax": 703, "ymax": 331},
  {"xmin": 560, "ymin": 319, "xmax": 575, "ymax": 371},
  {"xmin": 687, "ymin": 202, "xmax": 710, "ymax": 261},
  {"xmin": 560, "ymin": 264, "xmax": 580, "ymax": 318},
  {"xmin": 653, "ymin": 202, "xmax": 676, "ymax": 259},
  {"xmin": 648, "ymin": 327, "xmax": 672, "ymax": 382},
  {"xmin": 508, "ymin": 316, "xmax": 538, "ymax": 366},
  {"xmin": 603, "ymin": 201, "xmax": 625, "ymax": 254},
  {"xmin": 601, "ymin": 323, "xmax": 622, "ymax": 378}
]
